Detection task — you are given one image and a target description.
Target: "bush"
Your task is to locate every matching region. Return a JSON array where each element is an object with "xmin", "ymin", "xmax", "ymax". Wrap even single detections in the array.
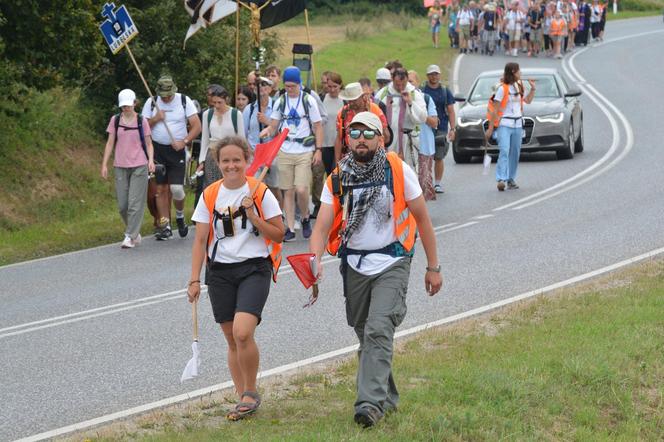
[{"xmin": 619, "ymin": 0, "xmax": 664, "ymax": 10}]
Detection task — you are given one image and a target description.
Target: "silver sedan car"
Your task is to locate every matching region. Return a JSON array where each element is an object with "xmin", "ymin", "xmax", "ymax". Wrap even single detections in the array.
[{"xmin": 452, "ymin": 68, "xmax": 584, "ymax": 163}]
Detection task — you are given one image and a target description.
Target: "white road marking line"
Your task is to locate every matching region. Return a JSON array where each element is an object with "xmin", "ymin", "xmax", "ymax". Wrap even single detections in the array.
[
  {"xmin": 492, "ymin": 29, "xmax": 664, "ymax": 212},
  {"xmin": 1, "ymin": 222, "xmax": 479, "ymax": 339},
  {"xmin": 472, "ymin": 214, "xmax": 494, "ymax": 220},
  {"xmin": 17, "ymin": 245, "xmax": 664, "ymax": 442},
  {"xmin": 491, "ymin": 49, "xmax": 618, "ymax": 211},
  {"xmin": 452, "ymin": 54, "xmax": 463, "ymax": 95},
  {"xmin": 509, "ymin": 42, "xmax": 637, "ymax": 211}
]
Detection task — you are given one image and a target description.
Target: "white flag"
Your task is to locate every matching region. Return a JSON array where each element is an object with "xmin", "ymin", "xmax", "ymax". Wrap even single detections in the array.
[
  {"xmin": 184, "ymin": 0, "xmax": 238, "ymax": 47},
  {"xmin": 180, "ymin": 341, "xmax": 201, "ymax": 382}
]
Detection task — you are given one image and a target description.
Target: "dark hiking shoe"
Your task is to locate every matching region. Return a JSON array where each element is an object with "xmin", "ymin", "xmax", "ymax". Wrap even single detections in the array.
[
  {"xmin": 156, "ymin": 226, "xmax": 173, "ymax": 241},
  {"xmin": 176, "ymin": 217, "xmax": 189, "ymax": 238},
  {"xmin": 301, "ymin": 218, "xmax": 312, "ymax": 239},
  {"xmin": 284, "ymin": 229, "xmax": 296, "ymax": 242},
  {"xmin": 354, "ymin": 406, "xmax": 382, "ymax": 428},
  {"xmin": 507, "ymin": 180, "xmax": 519, "ymax": 190}
]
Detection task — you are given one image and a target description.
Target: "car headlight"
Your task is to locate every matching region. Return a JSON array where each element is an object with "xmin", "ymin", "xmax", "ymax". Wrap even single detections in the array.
[
  {"xmin": 535, "ymin": 113, "xmax": 564, "ymax": 123},
  {"xmin": 457, "ymin": 117, "xmax": 483, "ymax": 127}
]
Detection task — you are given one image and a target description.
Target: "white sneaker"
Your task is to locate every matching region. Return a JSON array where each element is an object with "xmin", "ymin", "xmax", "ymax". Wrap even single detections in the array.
[
  {"xmin": 294, "ymin": 219, "xmax": 302, "ymax": 230},
  {"xmin": 132, "ymin": 234, "xmax": 142, "ymax": 247},
  {"xmin": 121, "ymin": 236, "xmax": 134, "ymax": 249}
]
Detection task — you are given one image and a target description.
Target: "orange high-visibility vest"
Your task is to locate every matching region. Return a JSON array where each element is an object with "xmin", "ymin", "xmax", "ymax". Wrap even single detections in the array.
[
  {"xmin": 325, "ymin": 151, "xmax": 417, "ymax": 257},
  {"xmin": 203, "ymin": 177, "xmax": 282, "ymax": 282},
  {"xmin": 550, "ymin": 18, "xmax": 565, "ymax": 36},
  {"xmin": 486, "ymin": 83, "xmax": 524, "ymax": 128}
]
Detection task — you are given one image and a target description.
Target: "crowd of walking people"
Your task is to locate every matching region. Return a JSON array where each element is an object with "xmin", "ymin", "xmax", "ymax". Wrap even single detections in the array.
[
  {"xmin": 429, "ymin": 0, "xmax": 608, "ymax": 58},
  {"xmin": 100, "ymin": 3, "xmax": 583, "ymax": 426}
]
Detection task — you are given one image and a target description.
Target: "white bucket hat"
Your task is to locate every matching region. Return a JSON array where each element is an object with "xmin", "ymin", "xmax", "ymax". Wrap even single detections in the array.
[{"xmin": 339, "ymin": 82, "xmax": 364, "ymax": 101}]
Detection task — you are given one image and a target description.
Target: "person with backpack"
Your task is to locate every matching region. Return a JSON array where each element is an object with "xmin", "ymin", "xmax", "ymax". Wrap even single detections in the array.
[
  {"xmin": 198, "ymin": 85, "xmax": 245, "ymax": 189},
  {"xmin": 487, "ymin": 63, "xmax": 536, "ymax": 191},
  {"xmin": 423, "ymin": 65, "xmax": 456, "ymax": 194},
  {"xmin": 244, "ymin": 77, "xmax": 281, "ymax": 207},
  {"xmin": 309, "ymin": 111, "xmax": 442, "ymax": 428},
  {"xmin": 187, "ymin": 135, "xmax": 284, "ymax": 421},
  {"xmin": 101, "ymin": 89, "xmax": 155, "ymax": 248},
  {"xmin": 528, "ymin": 1, "xmax": 544, "ymax": 56},
  {"xmin": 142, "ymin": 75, "xmax": 201, "ymax": 240},
  {"xmin": 480, "ymin": 2, "xmax": 500, "ymax": 55},
  {"xmin": 377, "ymin": 68, "xmax": 428, "ymax": 171},
  {"xmin": 335, "ymin": 82, "xmax": 390, "ymax": 163},
  {"xmin": 408, "ymin": 70, "xmax": 439, "ymax": 201},
  {"xmin": 259, "ymin": 66, "xmax": 323, "ymax": 242}
]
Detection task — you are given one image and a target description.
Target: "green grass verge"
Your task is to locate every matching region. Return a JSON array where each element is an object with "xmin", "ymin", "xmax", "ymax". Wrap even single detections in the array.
[
  {"xmin": 315, "ymin": 19, "xmax": 456, "ymax": 87},
  {"xmin": 607, "ymin": 10, "xmax": 663, "ymax": 20},
  {"xmin": 84, "ymin": 259, "xmax": 664, "ymax": 441}
]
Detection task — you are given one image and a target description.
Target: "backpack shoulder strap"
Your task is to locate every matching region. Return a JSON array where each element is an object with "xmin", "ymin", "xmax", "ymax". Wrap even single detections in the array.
[
  {"xmin": 231, "ymin": 108, "xmax": 238, "ymax": 134},
  {"xmin": 137, "ymin": 114, "xmax": 148, "ymax": 159},
  {"xmin": 206, "ymin": 108, "xmax": 213, "ymax": 128},
  {"xmin": 113, "ymin": 113, "xmax": 121, "ymax": 150},
  {"xmin": 181, "ymin": 94, "xmax": 189, "ymax": 125}
]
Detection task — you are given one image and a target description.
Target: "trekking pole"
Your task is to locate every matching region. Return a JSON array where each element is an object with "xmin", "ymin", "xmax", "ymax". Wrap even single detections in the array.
[{"xmin": 124, "ymin": 44, "xmax": 177, "ymax": 144}]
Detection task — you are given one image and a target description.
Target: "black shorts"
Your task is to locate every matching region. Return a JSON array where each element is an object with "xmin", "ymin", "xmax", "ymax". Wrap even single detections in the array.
[
  {"xmin": 153, "ymin": 141, "xmax": 186, "ymax": 185},
  {"xmin": 206, "ymin": 257, "xmax": 272, "ymax": 324}
]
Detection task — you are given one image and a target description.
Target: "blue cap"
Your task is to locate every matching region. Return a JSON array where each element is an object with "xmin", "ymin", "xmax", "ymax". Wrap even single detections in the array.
[{"xmin": 283, "ymin": 66, "xmax": 301, "ymax": 85}]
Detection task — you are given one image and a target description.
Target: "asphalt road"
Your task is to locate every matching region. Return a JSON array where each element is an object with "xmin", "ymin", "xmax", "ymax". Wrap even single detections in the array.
[{"xmin": 2, "ymin": 17, "xmax": 664, "ymax": 442}]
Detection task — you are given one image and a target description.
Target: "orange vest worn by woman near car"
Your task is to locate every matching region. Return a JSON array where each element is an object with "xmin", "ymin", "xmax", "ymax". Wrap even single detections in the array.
[
  {"xmin": 486, "ymin": 82, "xmax": 524, "ymax": 128},
  {"xmin": 325, "ymin": 151, "xmax": 417, "ymax": 256},
  {"xmin": 203, "ymin": 177, "xmax": 282, "ymax": 282}
]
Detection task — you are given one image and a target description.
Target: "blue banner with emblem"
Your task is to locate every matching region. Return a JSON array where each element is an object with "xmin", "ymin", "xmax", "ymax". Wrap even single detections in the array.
[{"xmin": 99, "ymin": 3, "xmax": 139, "ymax": 55}]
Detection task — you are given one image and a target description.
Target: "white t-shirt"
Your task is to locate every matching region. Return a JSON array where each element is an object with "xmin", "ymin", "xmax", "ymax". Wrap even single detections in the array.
[
  {"xmin": 322, "ymin": 94, "xmax": 344, "ymax": 147},
  {"xmin": 320, "ymin": 160, "xmax": 422, "ymax": 276},
  {"xmin": 494, "ymin": 84, "xmax": 524, "ymax": 128},
  {"xmin": 191, "ymin": 182, "xmax": 282, "ymax": 263},
  {"xmin": 458, "ymin": 9, "xmax": 473, "ymax": 25},
  {"xmin": 270, "ymin": 91, "xmax": 322, "ymax": 154},
  {"xmin": 506, "ymin": 10, "xmax": 526, "ymax": 31},
  {"xmin": 141, "ymin": 94, "xmax": 198, "ymax": 145},
  {"xmin": 199, "ymin": 107, "xmax": 245, "ymax": 163}
]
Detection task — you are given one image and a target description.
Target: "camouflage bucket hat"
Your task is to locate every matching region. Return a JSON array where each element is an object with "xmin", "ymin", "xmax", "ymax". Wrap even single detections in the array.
[{"xmin": 156, "ymin": 76, "xmax": 178, "ymax": 97}]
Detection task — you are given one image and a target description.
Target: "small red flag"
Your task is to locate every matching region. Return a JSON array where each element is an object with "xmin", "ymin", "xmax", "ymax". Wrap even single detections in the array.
[
  {"xmin": 246, "ymin": 128, "xmax": 289, "ymax": 176},
  {"xmin": 286, "ymin": 253, "xmax": 317, "ymax": 289}
]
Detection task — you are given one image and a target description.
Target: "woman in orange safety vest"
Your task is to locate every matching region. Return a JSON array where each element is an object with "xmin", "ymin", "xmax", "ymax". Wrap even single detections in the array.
[{"xmin": 187, "ymin": 135, "xmax": 284, "ymax": 421}]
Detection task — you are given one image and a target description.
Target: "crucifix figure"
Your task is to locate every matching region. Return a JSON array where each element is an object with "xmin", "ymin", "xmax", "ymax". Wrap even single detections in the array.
[{"xmin": 238, "ymin": 0, "xmax": 271, "ymax": 48}]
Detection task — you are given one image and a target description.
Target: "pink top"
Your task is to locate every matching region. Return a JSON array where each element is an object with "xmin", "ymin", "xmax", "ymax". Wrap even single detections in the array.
[{"xmin": 106, "ymin": 115, "xmax": 152, "ymax": 168}]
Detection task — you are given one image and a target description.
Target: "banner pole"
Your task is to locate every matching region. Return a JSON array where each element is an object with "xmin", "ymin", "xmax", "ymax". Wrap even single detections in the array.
[
  {"xmin": 304, "ymin": 9, "xmax": 317, "ymax": 92},
  {"xmin": 125, "ymin": 44, "xmax": 176, "ymax": 144},
  {"xmin": 235, "ymin": 7, "xmax": 241, "ymax": 107}
]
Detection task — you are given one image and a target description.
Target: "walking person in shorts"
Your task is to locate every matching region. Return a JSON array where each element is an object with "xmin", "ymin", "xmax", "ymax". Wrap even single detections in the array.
[
  {"xmin": 142, "ymin": 75, "xmax": 201, "ymax": 240},
  {"xmin": 188, "ymin": 136, "xmax": 284, "ymax": 421}
]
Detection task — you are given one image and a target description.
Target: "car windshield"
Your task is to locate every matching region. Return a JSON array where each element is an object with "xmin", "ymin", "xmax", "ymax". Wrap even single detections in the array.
[{"xmin": 468, "ymin": 75, "xmax": 561, "ymax": 103}]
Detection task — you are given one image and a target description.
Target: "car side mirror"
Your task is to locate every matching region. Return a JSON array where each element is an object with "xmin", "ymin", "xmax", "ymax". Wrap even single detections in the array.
[
  {"xmin": 454, "ymin": 95, "xmax": 466, "ymax": 103},
  {"xmin": 564, "ymin": 89, "xmax": 582, "ymax": 98}
]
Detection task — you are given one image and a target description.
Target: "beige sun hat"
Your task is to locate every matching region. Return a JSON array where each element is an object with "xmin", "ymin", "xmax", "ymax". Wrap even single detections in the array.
[{"xmin": 339, "ymin": 82, "xmax": 364, "ymax": 101}]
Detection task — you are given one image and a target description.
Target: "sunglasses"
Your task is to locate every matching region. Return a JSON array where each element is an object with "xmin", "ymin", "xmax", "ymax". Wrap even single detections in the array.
[{"xmin": 348, "ymin": 128, "xmax": 378, "ymax": 140}]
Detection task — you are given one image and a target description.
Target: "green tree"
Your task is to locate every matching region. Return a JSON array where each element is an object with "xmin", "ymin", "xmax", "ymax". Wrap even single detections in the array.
[{"xmin": 0, "ymin": 1, "xmax": 105, "ymax": 91}]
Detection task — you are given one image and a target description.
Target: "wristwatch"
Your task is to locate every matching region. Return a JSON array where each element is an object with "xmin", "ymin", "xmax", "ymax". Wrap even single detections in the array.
[{"xmin": 426, "ymin": 265, "xmax": 441, "ymax": 273}]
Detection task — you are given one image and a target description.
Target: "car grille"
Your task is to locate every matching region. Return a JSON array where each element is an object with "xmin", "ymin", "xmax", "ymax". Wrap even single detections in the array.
[
  {"xmin": 537, "ymin": 135, "xmax": 565, "ymax": 145},
  {"xmin": 483, "ymin": 117, "xmax": 535, "ymax": 145}
]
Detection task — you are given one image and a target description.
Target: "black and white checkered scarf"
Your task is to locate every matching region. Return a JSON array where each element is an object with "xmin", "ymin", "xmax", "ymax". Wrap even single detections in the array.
[{"xmin": 338, "ymin": 147, "xmax": 387, "ymax": 244}]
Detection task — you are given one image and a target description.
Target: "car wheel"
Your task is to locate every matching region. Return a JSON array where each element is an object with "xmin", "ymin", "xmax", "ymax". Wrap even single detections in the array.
[
  {"xmin": 452, "ymin": 146, "xmax": 472, "ymax": 164},
  {"xmin": 574, "ymin": 116, "xmax": 584, "ymax": 153},
  {"xmin": 557, "ymin": 121, "xmax": 575, "ymax": 160}
]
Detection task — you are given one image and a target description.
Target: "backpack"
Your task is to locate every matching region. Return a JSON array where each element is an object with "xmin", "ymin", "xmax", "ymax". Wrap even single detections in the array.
[
  {"xmin": 276, "ymin": 90, "xmax": 313, "ymax": 134},
  {"xmin": 205, "ymin": 107, "xmax": 239, "ymax": 134},
  {"xmin": 113, "ymin": 113, "xmax": 148, "ymax": 160}
]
